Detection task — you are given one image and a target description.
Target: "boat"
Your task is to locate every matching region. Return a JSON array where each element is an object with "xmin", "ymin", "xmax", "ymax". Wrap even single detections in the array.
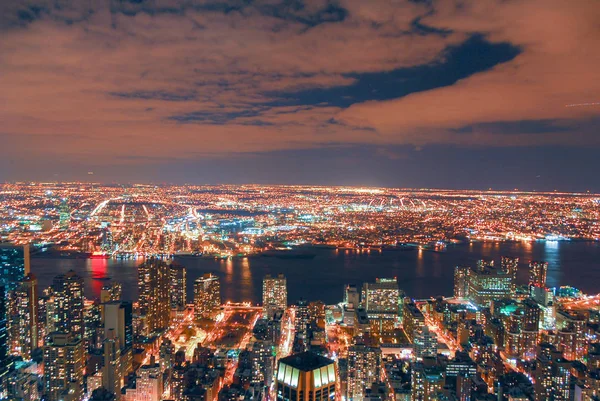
[{"xmin": 88, "ymin": 252, "xmax": 110, "ymax": 259}]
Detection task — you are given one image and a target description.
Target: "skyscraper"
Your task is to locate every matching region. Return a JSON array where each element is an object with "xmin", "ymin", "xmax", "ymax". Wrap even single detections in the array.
[
  {"xmin": 169, "ymin": 264, "xmax": 187, "ymax": 309},
  {"xmin": 53, "ymin": 270, "xmax": 84, "ymax": 338},
  {"xmin": 8, "ymin": 273, "xmax": 38, "ymax": 360},
  {"xmin": 295, "ymin": 299, "xmax": 310, "ymax": 337},
  {"xmin": 0, "ymin": 243, "xmax": 30, "ymax": 292},
  {"xmin": 263, "ymin": 274, "xmax": 287, "ymax": 318},
  {"xmin": 276, "ymin": 352, "xmax": 337, "ymax": 401},
  {"xmin": 344, "ymin": 284, "xmax": 360, "ymax": 308},
  {"xmin": 500, "ymin": 256, "xmax": 519, "ymax": 297},
  {"xmin": 43, "ymin": 332, "xmax": 85, "ymax": 401},
  {"xmin": 347, "ymin": 344, "xmax": 382, "ymax": 401},
  {"xmin": 194, "ymin": 273, "xmax": 221, "ymax": 321},
  {"xmin": 0, "ymin": 286, "xmax": 12, "ymax": 400},
  {"xmin": 414, "ymin": 326, "xmax": 438, "ymax": 360},
  {"xmin": 361, "ymin": 278, "xmax": 400, "ymax": 335},
  {"xmin": 138, "ymin": 258, "xmax": 171, "ymax": 334},
  {"xmin": 104, "ymin": 301, "xmax": 133, "ymax": 352},
  {"xmin": 59, "ymin": 198, "xmax": 71, "ymax": 230},
  {"xmin": 103, "ymin": 328, "xmax": 122, "ymax": 399},
  {"xmin": 453, "ymin": 266, "xmax": 470, "ymax": 298},
  {"xmin": 467, "ymin": 266, "xmax": 513, "ymax": 307},
  {"xmin": 529, "ymin": 261, "xmax": 548, "ymax": 288}
]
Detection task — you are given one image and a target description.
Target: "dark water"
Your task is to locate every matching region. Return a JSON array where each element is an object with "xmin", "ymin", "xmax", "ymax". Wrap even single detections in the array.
[{"xmin": 31, "ymin": 241, "xmax": 600, "ymax": 305}]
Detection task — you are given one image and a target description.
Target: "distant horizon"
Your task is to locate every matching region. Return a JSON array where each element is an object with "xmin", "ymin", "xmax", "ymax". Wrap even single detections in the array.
[{"xmin": 3, "ymin": 180, "xmax": 599, "ymax": 195}]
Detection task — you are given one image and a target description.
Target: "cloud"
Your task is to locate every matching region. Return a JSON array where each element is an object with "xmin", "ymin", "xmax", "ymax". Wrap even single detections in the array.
[{"xmin": 0, "ymin": 0, "xmax": 598, "ymax": 173}]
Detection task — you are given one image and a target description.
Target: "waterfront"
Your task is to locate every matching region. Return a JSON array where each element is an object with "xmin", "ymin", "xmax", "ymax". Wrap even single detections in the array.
[{"xmin": 31, "ymin": 241, "xmax": 600, "ymax": 305}]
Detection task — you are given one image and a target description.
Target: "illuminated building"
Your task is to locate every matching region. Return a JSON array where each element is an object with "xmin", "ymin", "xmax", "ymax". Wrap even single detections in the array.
[
  {"xmin": 345, "ymin": 284, "xmax": 360, "ymax": 308},
  {"xmin": 0, "ymin": 243, "xmax": 30, "ymax": 291},
  {"xmin": 529, "ymin": 261, "xmax": 548, "ymax": 288},
  {"xmin": 194, "ymin": 273, "xmax": 221, "ymax": 320},
  {"xmin": 446, "ymin": 352, "xmax": 476, "ymax": 401},
  {"xmin": 104, "ymin": 301, "xmax": 133, "ymax": 353},
  {"xmin": 402, "ymin": 300, "xmax": 424, "ymax": 343},
  {"xmin": 295, "ymin": 299, "xmax": 310, "ymax": 337},
  {"xmin": 43, "ymin": 332, "xmax": 85, "ymax": 401},
  {"xmin": 500, "ymin": 256, "xmax": 519, "ymax": 297},
  {"xmin": 250, "ymin": 340, "xmax": 275, "ymax": 387},
  {"xmin": 411, "ymin": 358, "xmax": 445, "ymax": 401},
  {"xmin": 361, "ymin": 278, "xmax": 400, "ymax": 335},
  {"xmin": 138, "ymin": 258, "xmax": 171, "ymax": 333},
  {"xmin": 169, "ymin": 264, "xmax": 187, "ymax": 308},
  {"xmin": 103, "ymin": 329, "xmax": 122, "ymax": 398},
  {"xmin": 453, "ymin": 266, "xmax": 470, "ymax": 299},
  {"xmin": 59, "ymin": 198, "xmax": 71, "ymax": 230},
  {"xmin": 0, "ymin": 286, "xmax": 12, "ymax": 400},
  {"xmin": 414, "ymin": 326, "xmax": 437, "ymax": 360},
  {"xmin": 467, "ymin": 266, "xmax": 512, "ymax": 307},
  {"xmin": 347, "ymin": 344, "xmax": 382, "ymax": 401},
  {"xmin": 263, "ymin": 274, "xmax": 287, "ymax": 319},
  {"xmin": 53, "ymin": 270, "xmax": 84, "ymax": 338},
  {"xmin": 276, "ymin": 351, "xmax": 337, "ymax": 401},
  {"xmin": 7, "ymin": 273, "xmax": 38, "ymax": 360},
  {"xmin": 7, "ymin": 369, "xmax": 39, "ymax": 401},
  {"xmin": 100, "ymin": 282, "xmax": 122, "ymax": 303},
  {"xmin": 122, "ymin": 358, "xmax": 163, "ymax": 401}
]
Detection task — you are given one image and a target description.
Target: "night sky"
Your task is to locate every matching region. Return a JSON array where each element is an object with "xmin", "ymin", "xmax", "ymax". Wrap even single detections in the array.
[{"xmin": 1, "ymin": 0, "xmax": 599, "ymax": 190}]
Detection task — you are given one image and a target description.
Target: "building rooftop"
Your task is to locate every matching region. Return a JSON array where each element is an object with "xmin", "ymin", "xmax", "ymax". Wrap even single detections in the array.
[{"xmin": 279, "ymin": 351, "xmax": 334, "ymax": 372}]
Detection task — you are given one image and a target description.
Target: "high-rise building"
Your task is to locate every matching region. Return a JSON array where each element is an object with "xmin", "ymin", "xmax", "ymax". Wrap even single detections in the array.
[
  {"xmin": 529, "ymin": 261, "xmax": 548, "ymax": 288},
  {"xmin": 169, "ymin": 264, "xmax": 186, "ymax": 309},
  {"xmin": 263, "ymin": 274, "xmax": 287, "ymax": 318},
  {"xmin": 500, "ymin": 257, "xmax": 519, "ymax": 297},
  {"xmin": 103, "ymin": 329, "xmax": 122, "ymax": 399},
  {"xmin": 43, "ymin": 332, "xmax": 85, "ymax": 401},
  {"xmin": 59, "ymin": 198, "xmax": 71, "ymax": 230},
  {"xmin": 344, "ymin": 284, "xmax": 360, "ymax": 308},
  {"xmin": 53, "ymin": 270, "xmax": 84, "ymax": 338},
  {"xmin": 414, "ymin": 326, "xmax": 437, "ymax": 360},
  {"xmin": 453, "ymin": 266, "xmax": 470, "ymax": 299},
  {"xmin": 0, "ymin": 243, "xmax": 30, "ymax": 291},
  {"xmin": 362, "ymin": 278, "xmax": 400, "ymax": 335},
  {"xmin": 468, "ymin": 266, "xmax": 513, "ymax": 307},
  {"xmin": 100, "ymin": 282, "xmax": 122, "ymax": 303},
  {"xmin": 347, "ymin": 344, "xmax": 382, "ymax": 401},
  {"xmin": 0, "ymin": 285, "xmax": 13, "ymax": 400},
  {"xmin": 122, "ymin": 358, "xmax": 163, "ymax": 401},
  {"xmin": 402, "ymin": 300, "xmax": 424, "ymax": 343},
  {"xmin": 8, "ymin": 273, "xmax": 38, "ymax": 360},
  {"xmin": 276, "ymin": 352, "xmax": 337, "ymax": 401},
  {"xmin": 295, "ymin": 299, "xmax": 310, "ymax": 337},
  {"xmin": 411, "ymin": 358, "xmax": 445, "ymax": 401},
  {"xmin": 104, "ymin": 301, "xmax": 133, "ymax": 352},
  {"xmin": 194, "ymin": 273, "xmax": 221, "ymax": 321},
  {"xmin": 446, "ymin": 352, "xmax": 477, "ymax": 401},
  {"xmin": 138, "ymin": 259, "xmax": 171, "ymax": 334}
]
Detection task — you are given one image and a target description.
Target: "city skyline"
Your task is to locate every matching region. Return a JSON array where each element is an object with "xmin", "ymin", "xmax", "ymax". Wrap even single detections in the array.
[{"xmin": 1, "ymin": 1, "xmax": 599, "ymax": 189}]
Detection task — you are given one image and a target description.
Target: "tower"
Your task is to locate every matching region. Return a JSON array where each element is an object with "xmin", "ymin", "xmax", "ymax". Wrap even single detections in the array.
[
  {"xmin": 52, "ymin": 270, "xmax": 84, "ymax": 339},
  {"xmin": 453, "ymin": 266, "xmax": 470, "ymax": 298},
  {"xmin": 59, "ymin": 198, "xmax": 71, "ymax": 230},
  {"xmin": 138, "ymin": 258, "xmax": 171, "ymax": 334},
  {"xmin": 8, "ymin": 273, "xmax": 38, "ymax": 360},
  {"xmin": 0, "ymin": 243, "xmax": 30, "ymax": 291},
  {"xmin": 500, "ymin": 256, "xmax": 519, "ymax": 297},
  {"xmin": 529, "ymin": 261, "xmax": 548, "ymax": 288},
  {"xmin": 0, "ymin": 286, "xmax": 13, "ymax": 400},
  {"xmin": 347, "ymin": 344, "xmax": 382, "ymax": 401},
  {"xmin": 276, "ymin": 352, "xmax": 337, "ymax": 401},
  {"xmin": 169, "ymin": 264, "xmax": 186, "ymax": 309},
  {"xmin": 194, "ymin": 273, "xmax": 221, "ymax": 321},
  {"xmin": 263, "ymin": 274, "xmax": 287, "ymax": 319},
  {"xmin": 43, "ymin": 332, "xmax": 84, "ymax": 401}
]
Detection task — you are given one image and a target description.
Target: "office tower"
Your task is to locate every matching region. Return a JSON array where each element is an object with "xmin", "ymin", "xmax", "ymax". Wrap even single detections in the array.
[
  {"xmin": 402, "ymin": 300, "xmax": 424, "ymax": 343},
  {"xmin": 7, "ymin": 369, "xmax": 39, "ymax": 401},
  {"xmin": 59, "ymin": 198, "xmax": 71, "ymax": 230},
  {"xmin": 276, "ymin": 352, "xmax": 337, "ymax": 401},
  {"xmin": 411, "ymin": 358, "xmax": 445, "ymax": 401},
  {"xmin": 250, "ymin": 340, "xmax": 275, "ymax": 387},
  {"xmin": 362, "ymin": 278, "xmax": 400, "ymax": 335},
  {"xmin": 347, "ymin": 344, "xmax": 382, "ymax": 401},
  {"xmin": 453, "ymin": 266, "xmax": 470, "ymax": 298},
  {"xmin": 53, "ymin": 270, "xmax": 84, "ymax": 339},
  {"xmin": 467, "ymin": 266, "xmax": 513, "ymax": 307},
  {"xmin": 500, "ymin": 256, "xmax": 519, "ymax": 297},
  {"xmin": 344, "ymin": 284, "xmax": 360, "ymax": 308},
  {"xmin": 0, "ymin": 243, "xmax": 30, "ymax": 291},
  {"xmin": 295, "ymin": 299, "xmax": 310, "ymax": 337},
  {"xmin": 100, "ymin": 228, "xmax": 114, "ymax": 253},
  {"xmin": 194, "ymin": 273, "xmax": 221, "ymax": 321},
  {"xmin": 100, "ymin": 281, "xmax": 122, "ymax": 303},
  {"xmin": 446, "ymin": 352, "xmax": 477, "ymax": 401},
  {"xmin": 414, "ymin": 326, "xmax": 437, "ymax": 360},
  {"xmin": 534, "ymin": 343, "xmax": 556, "ymax": 400},
  {"xmin": 138, "ymin": 258, "xmax": 171, "ymax": 334},
  {"xmin": 122, "ymin": 358, "xmax": 163, "ymax": 401},
  {"xmin": 556, "ymin": 310, "xmax": 587, "ymax": 361},
  {"xmin": 169, "ymin": 264, "xmax": 186, "ymax": 308},
  {"xmin": 43, "ymin": 332, "xmax": 84, "ymax": 401},
  {"xmin": 529, "ymin": 261, "xmax": 548, "ymax": 288},
  {"xmin": 8, "ymin": 273, "xmax": 38, "ymax": 360},
  {"xmin": 104, "ymin": 301, "xmax": 133, "ymax": 352},
  {"xmin": 0, "ymin": 286, "xmax": 12, "ymax": 400},
  {"xmin": 263, "ymin": 274, "xmax": 287, "ymax": 319},
  {"xmin": 103, "ymin": 329, "xmax": 122, "ymax": 399}
]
